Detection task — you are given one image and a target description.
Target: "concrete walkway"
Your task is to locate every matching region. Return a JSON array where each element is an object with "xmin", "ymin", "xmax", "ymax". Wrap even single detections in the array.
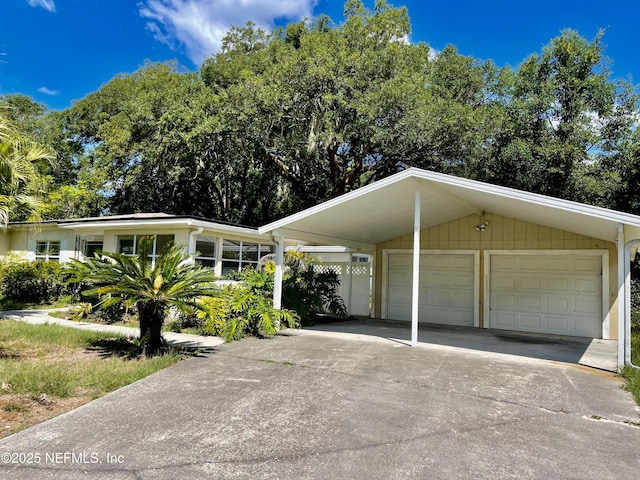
[
  {"xmin": 0, "ymin": 309, "xmax": 224, "ymax": 351},
  {"xmin": 0, "ymin": 330, "xmax": 638, "ymax": 480}
]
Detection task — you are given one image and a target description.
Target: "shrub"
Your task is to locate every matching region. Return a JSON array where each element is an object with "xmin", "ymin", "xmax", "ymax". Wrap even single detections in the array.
[
  {"xmin": 283, "ymin": 266, "xmax": 347, "ymax": 324},
  {"xmin": 632, "ymin": 278, "xmax": 640, "ymax": 331},
  {"xmin": 0, "ymin": 260, "xmax": 81, "ymax": 304},
  {"xmin": 196, "ymin": 296, "xmax": 228, "ymax": 336},
  {"xmin": 631, "ymin": 260, "xmax": 640, "ymax": 331},
  {"xmin": 222, "ymin": 283, "xmax": 299, "ymax": 342}
]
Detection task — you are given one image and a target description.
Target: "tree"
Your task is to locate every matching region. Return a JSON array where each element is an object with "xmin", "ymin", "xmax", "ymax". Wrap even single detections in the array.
[
  {"xmin": 0, "ymin": 99, "xmax": 55, "ymax": 226},
  {"xmin": 200, "ymin": 0, "xmax": 435, "ymax": 211},
  {"xmin": 66, "ymin": 236, "xmax": 219, "ymax": 355},
  {"xmin": 483, "ymin": 30, "xmax": 639, "ymax": 202}
]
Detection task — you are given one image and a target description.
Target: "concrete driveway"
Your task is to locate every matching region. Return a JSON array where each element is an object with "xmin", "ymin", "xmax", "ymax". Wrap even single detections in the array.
[{"xmin": 0, "ymin": 327, "xmax": 638, "ymax": 479}]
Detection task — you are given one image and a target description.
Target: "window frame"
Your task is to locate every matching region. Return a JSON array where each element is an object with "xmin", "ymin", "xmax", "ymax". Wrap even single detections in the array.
[
  {"xmin": 34, "ymin": 240, "xmax": 61, "ymax": 262},
  {"xmin": 116, "ymin": 234, "xmax": 175, "ymax": 266},
  {"xmin": 221, "ymin": 240, "xmax": 273, "ymax": 274}
]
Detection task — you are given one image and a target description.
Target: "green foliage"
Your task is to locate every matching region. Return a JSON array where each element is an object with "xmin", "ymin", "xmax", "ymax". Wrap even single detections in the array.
[
  {"xmin": 621, "ymin": 330, "xmax": 640, "ymax": 405},
  {"xmin": 196, "ymin": 296, "xmax": 228, "ymax": 336},
  {"xmin": 66, "ymin": 235, "xmax": 219, "ymax": 355},
  {"xmin": 0, "ymin": 259, "xmax": 80, "ymax": 304},
  {"xmin": 0, "ymin": 99, "xmax": 55, "ymax": 225},
  {"xmin": 7, "ymin": 1, "xmax": 640, "ymax": 221},
  {"xmin": 281, "ymin": 261, "xmax": 348, "ymax": 324},
  {"xmin": 240, "ymin": 249, "xmax": 347, "ymax": 325},
  {"xmin": 632, "ymin": 280, "xmax": 640, "ymax": 331},
  {"xmin": 222, "ymin": 283, "xmax": 299, "ymax": 342}
]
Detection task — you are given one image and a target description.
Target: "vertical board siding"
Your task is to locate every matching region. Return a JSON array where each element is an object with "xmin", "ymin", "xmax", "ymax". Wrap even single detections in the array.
[{"xmin": 374, "ymin": 212, "xmax": 618, "ymax": 337}]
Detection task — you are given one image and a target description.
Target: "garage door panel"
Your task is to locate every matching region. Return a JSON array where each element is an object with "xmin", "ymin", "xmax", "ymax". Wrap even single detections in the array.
[
  {"xmin": 521, "ymin": 315, "xmax": 541, "ymax": 329},
  {"xmin": 494, "ymin": 312, "xmax": 515, "ymax": 328},
  {"xmin": 574, "ymin": 257, "xmax": 601, "ymax": 271},
  {"xmin": 492, "ymin": 275, "xmax": 515, "ymax": 289},
  {"xmin": 546, "ymin": 297, "xmax": 567, "ymax": 312},
  {"xmin": 520, "ymin": 257, "xmax": 541, "ymax": 270},
  {"xmin": 521, "ymin": 296, "xmax": 541, "ymax": 309},
  {"xmin": 520, "ymin": 277, "xmax": 541, "ymax": 289},
  {"xmin": 387, "ymin": 253, "xmax": 475, "ymax": 326},
  {"xmin": 490, "ymin": 254, "xmax": 602, "ymax": 338},
  {"xmin": 575, "ymin": 278, "xmax": 598, "ymax": 293},
  {"xmin": 389, "ymin": 270, "xmax": 411, "ymax": 287}
]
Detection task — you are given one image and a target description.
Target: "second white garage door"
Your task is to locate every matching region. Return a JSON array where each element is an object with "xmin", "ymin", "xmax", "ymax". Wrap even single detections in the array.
[
  {"xmin": 489, "ymin": 254, "xmax": 603, "ymax": 338},
  {"xmin": 386, "ymin": 253, "xmax": 476, "ymax": 326}
]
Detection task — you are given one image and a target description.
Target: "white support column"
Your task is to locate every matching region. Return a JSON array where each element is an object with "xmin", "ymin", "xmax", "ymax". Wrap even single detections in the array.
[
  {"xmin": 273, "ymin": 235, "xmax": 285, "ymax": 310},
  {"xmin": 411, "ymin": 186, "xmax": 421, "ymax": 347},
  {"xmin": 214, "ymin": 236, "xmax": 224, "ymax": 277},
  {"xmin": 617, "ymin": 224, "xmax": 625, "ymax": 370}
]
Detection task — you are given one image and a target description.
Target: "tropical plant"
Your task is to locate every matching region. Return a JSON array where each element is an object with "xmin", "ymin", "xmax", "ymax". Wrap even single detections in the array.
[
  {"xmin": 257, "ymin": 249, "xmax": 347, "ymax": 324},
  {"xmin": 222, "ymin": 281, "xmax": 300, "ymax": 342},
  {"xmin": 66, "ymin": 236, "xmax": 219, "ymax": 355},
  {"xmin": 0, "ymin": 100, "xmax": 55, "ymax": 226}
]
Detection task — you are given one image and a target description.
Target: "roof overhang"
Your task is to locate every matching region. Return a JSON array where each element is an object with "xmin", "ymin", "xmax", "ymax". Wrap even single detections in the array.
[
  {"xmin": 58, "ymin": 216, "xmax": 270, "ymax": 241},
  {"xmin": 259, "ymin": 168, "xmax": 640, "ymax": 248}
]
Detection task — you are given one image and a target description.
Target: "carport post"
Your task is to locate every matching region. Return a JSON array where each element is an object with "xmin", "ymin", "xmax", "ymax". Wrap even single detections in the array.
[
  {"xmin": 273, "ymin": 235, "xmax": 284, "ymax": 311},
  {"xmin": 617, "ymin": 225, "xmax": 625, "ymax": 370},
  {"xmin": 411, "ymin": 186, "xmax": 421, "ymax": 347}
]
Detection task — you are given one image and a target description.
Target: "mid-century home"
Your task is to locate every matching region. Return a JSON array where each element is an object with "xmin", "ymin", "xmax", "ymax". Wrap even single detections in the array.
[{"xmin": 2, "ymin": 168, "xmax": 639, "ymax": 369}]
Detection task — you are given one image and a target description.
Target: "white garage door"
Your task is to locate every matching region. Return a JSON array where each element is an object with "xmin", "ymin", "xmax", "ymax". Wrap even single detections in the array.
[
  {"xmin": 489, "ymin": 254, "xmax": 602, "ymax": 338},
  {"xmin": 386, "ymin": 253, "xmax": 475, "ymax": 326}
]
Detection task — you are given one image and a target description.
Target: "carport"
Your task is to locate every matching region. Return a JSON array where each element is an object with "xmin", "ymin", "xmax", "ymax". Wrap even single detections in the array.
[{"xmin": 259, "ymin": 168, "xmax": 640, "ymax": 370}]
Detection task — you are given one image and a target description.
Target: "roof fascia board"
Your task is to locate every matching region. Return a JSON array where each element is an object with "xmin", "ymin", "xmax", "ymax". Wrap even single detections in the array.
[
  {"xmin": 409, "ymin": 168, "xmax": 640, "ymax": 227},
  {"xmin": 270, "ymin": 229, "xmax": 375, "ymax": 251},
  {"xmin": 259, "ymin": 169, "xmax": 416, "ymax": 234},
  {"xmin": 60, "ymin": 218, "xmax": 266, "ymax": 239}
]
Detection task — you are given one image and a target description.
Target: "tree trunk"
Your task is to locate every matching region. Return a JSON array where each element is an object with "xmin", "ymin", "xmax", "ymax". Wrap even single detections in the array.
[{"xmin": 137, "ymin": 300, "xmax": 166, "ymax": 356}]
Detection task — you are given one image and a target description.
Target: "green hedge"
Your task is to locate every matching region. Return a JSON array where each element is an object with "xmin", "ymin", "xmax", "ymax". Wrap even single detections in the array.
[{"xmin": 0, "ymin": 260, "xmax": 81, "ymax": 304}]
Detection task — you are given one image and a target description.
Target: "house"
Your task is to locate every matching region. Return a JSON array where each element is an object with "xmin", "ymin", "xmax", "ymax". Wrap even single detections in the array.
[
  {"xmin": 0, "ymin": 213, "xmax": 372, "ymax": 316},
  {"xmin": 2, "ymin": 168, "xmax": 639, "ymax": 369},
  {"xmin": 0, "ymin": 213, "xmax": 275, "ymax": 277},
  {"xmin": 259, "ymin": 168, "xmax": 640, "ymax": 370}
]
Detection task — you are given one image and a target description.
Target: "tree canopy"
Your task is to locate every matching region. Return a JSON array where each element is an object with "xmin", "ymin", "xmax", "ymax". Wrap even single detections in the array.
[{"xmin": 5, "ymin": 0, "xmax": 640, "ymax": 225}]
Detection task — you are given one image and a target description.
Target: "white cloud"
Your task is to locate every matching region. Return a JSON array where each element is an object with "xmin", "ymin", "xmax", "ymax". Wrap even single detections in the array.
[
  {"xmin": 38, "ymin": 86, "xmax": 60, "ymax": 95},
  {"xmin": 139, "ymin": 0, "xmax": 316, "ymax": 66},
  {"xmin": 26, "ymin": 0, "xmax": 56, "ymax": 12}
]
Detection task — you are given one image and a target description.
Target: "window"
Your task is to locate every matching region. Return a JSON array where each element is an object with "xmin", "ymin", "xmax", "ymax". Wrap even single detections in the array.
[
  {"xmin": 35, "ymin": 241, "xmax": 60, "ymax": 262},
  {"xmin": 83, "ymin": 241, "xmax": 103, "ymax": 258},
  {"xmin": 117, "ymin": 235, "xmax": 175, "ymax": 264},
  {"xmin": 194, "ymin": 236, "xmax": 216, "ymax": 268},
  {"xmin": 221, "ymin": 240, "xmax": 273, "ymax": 274}
]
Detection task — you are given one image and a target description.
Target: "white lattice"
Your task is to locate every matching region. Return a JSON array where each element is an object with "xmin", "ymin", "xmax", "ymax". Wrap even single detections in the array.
[{"xmin": 312, "ymin": 264, "xmax": 345, "ymax": 275}]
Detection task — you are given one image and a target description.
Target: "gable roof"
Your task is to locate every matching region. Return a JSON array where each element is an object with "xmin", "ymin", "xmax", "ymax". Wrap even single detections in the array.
[{"xmin": 259, "ymin": 168, "xmax": 640, "ymax": 248}]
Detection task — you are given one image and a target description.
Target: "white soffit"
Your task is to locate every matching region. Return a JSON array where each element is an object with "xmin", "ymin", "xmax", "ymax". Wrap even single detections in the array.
[{"xmin": 259, "ymin": 168, "xmax": 640, "ymax": 245}]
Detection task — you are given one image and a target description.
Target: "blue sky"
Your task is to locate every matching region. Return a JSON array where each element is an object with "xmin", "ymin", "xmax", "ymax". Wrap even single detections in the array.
[{"xmin": 2, "ymin": 0, "xmax": 639, "ymax": 111}]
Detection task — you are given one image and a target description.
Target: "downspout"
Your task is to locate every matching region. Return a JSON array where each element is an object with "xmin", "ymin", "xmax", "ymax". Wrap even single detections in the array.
[
  {"xmin": 188, "ymin": 226, "xmax": 204, "ymax": 263},
  {"xmin": 625, "ymin": 237, "xmax": 640, "ymax": 369}
]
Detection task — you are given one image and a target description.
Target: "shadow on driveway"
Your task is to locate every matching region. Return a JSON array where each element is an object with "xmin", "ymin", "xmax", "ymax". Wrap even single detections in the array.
[{"xmin": 298, "ymin": 318, "xmax": 618, "ymax": 371}]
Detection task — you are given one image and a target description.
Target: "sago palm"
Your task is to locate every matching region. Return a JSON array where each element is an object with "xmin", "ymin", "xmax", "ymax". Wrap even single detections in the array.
[{"xmin": 67, "ymin": 236, "xmax": 219, "ymax": 355}]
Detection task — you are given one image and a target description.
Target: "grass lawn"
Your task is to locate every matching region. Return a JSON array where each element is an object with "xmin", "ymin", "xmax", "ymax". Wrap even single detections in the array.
[
  {"xmin": 621, "ymin": 329, "xmax": 640, "ymax": 405},
  {"xmin": 0, "ymin": 320, "xmax": 187, "ymax": 439}
]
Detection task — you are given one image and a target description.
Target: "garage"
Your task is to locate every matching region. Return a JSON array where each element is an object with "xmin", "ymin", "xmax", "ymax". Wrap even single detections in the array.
[
  {"xmin": 488, "ymin": 252, "xmax": 604, "ymax": 338},
  {"xmin": 386, "ymin": 252, "xmax": 477, "ymax": 326},
  {"xmin": 261, "ymin": 168, "xmax": 640, "ymax": 369}
]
